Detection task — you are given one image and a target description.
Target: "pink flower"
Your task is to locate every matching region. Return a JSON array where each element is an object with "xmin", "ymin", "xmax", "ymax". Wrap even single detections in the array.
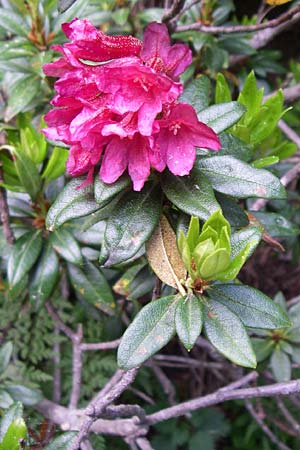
[
  {"xmin": 43, "ymin": 19, "xmax": 221, "ymax": 191},
  {"xmin": 152, "ymin": 103, "xmax": 221, "ymax": 175}
]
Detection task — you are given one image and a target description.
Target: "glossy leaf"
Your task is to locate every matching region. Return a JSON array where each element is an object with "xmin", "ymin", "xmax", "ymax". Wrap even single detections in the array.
[
  {"xmin": 208, "ymin": 284, "xmax": 291, "ymax": 329},
  {"xmin": 94, "ymin": 174, "xmax": 130, "ymax": 206},
  {"xmin": 175, "ymin": 295, "xmax": 203, "ymax": 351},
  {"xmin": 101, "ymin": 183, "xmax": 162, "ymax": 266},
  {"xmin": 5, "ymin": 385, "xmax": 42, "ymax": 406},
  {"xmin": 252, "ymin": 212, "xmax": 299, "ymax": 238},
  {"xmin": 197, "ymin": 102, "xmax": 246, "ymax": 133},
  {"xmin": 146, "ymin": 215, "xmax": 186, "ymax": 290},
  {"xmin": 49, "ymin": 228, "xmax": 82, "ymax": 265},
  {"xmin": 215, "ymin": 73, "xmax": 231, "ymax": 104},
  {"xmin": 44, "ymin": 432, "xmax": 78, "ymax": 450},
  {"xmin": 0, "ymin": 402, "xmax": 23, "ymax": 441},
  {"xmin": 118, "ymin": 296, "xmax": 178, "ymax": 369},
  {"xmin": 5, "ymin": 75, "xmax": 40, "ymax": 122},
  {"xmin": 68, "ymin": 260, "xmax": 115, "ymax": 315},
  {"xmin": 7, "ymin": 231, "xmax": 42, "ymax": 287},
  {"xmin": 29, "ymin": 244, "xmax": 59, "ymax": 310},
  {"xmin": 11, "ymin": 147, "xmax": 41, "ymax": 201},
  {"xmin": 180, "ymin": 76, "xmax": 211, "ymax": 114},
  {"xmin": 46, "ymin": 178, "xmax": 100, "ymax": 231},
  {"xmin": 215, "ymin": 193, "xmax": 248, "ymax": 228},
  {"xmin": 0, "ymin": 342, "xmax": 13, "ymax": 375},
  {"xmin": 162, "ymin": 169, "xmax": 219, "ymax": 220},
  {"xmin": 204, "ymin": 300, "xmax": 256, "ymax": 368},
  {"xmin": 251, "ymin": 338, "xmax": 275, "ymax": 362},
  {"xmin": 197, "ymin": 155, "xmax": 286, "ymax": 199},
  {"xmin": 0, "ymin": 418, "xmax": 26, "ymax": 450}
]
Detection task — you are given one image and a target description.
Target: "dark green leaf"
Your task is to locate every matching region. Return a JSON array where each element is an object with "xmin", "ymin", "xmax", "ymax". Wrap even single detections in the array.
[
  {"xmin": 0, "ymin": 402, "xmax": 23, "ymax": 441},
  {"xmin": 68, "ymin": 260, "xmax": 115, "ymax": 315},
  {"xmin": 252, "ymin": 212, "xmax": 299, "ymax": 238},
  {"xmin": 0, "ymin": 8, "xmax": 28, "ymax": 36},
  {"xmin": 44, "ymin": 432, "xmax": 78, "ymax": 450},
  {"xmin": 204, "ymin": 300, "xmax": 256, "ymax": 368},
  {"xmin": 118, "ymin": 295, "xmax": 178, "ymax": 369},
  {"xmin": 29, "ymin": 244, "xmax": 59, "ymax": 310},
  {"xmin": 162, "ymin": 169, "xmax": 219, "ymax": 220},
  {"xmin": 215, "ymin": 193, "xmax": 248, "ymax": 228},
  {"xmin": 180, "ymin": 76, "xmax": 211, "ymax": 114},
  {"xmin": 0, "ymin": 342, "xmax": 13, "ymax": 375},
  {"xmin": 101, "ymin": 183, "xmax": 162, "ymax": 266},
  {"xmin": 5, "ymin": 385, "xmax": 42, "ymax": 406},
  {"xmin": 197, "ymin": 155, "xmax": 286, "ymax": 199},
  {"xmin": 49, "ymin": 228, "xmax": 82, "ymax": 265},
  {"xmin": 5, "ymin": 75, "xmax": 40, "ymax": 121},
  {"xmin": 270, "ymin": 347, "xmax": 291, "ymax": 382},
  {"xmin": 46, "ymin": 178, "xmax": 100, "ymax": 231},
  {"xmin": 251, "ymin": 338, "xmax": 274, "ymax": 362},
  {"xmin": 197, "ymin": 102, "xmax": 246, "ymax": 133},
  {"xmin": 7, "ymin": 231, "xmax": 42, "ymax": 287},
  {"xmin": 218, "ymin": 132, "xmax": 252, "ymax": 162},
  {"xmin": 94, "ymin": 175, "xmax": 130, "ymax": 207},
  {"xmin": 208, "ymin": 284, "xmax": 291, "ymax": 329},
  {"xmin": 12, "ymin": 148, "xmax": 42, "ymax": 201},
  {"xmin": 175, "ymin": 295, "xmax": 203, "ymax": 351}
]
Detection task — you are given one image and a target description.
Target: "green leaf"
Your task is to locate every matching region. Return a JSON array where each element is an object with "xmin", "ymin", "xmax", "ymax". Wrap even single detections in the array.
[
  {"xmin": 252, "ymin": 338, "xmax": 275, "ymax": 362},
  {"xmin": 46, "ymin": 178, "xmax": 100, "ymax": 230},
  {"xmin": 0, "ymin": 8, "xmax": 28, "ymax": 36},
  {"xmin": 197, "ymin": 102, "xmax": 246, "ymax": 133},
  {"xmin": 215, "ymin": 193, "xmax": 248, "ymax": 228},
  {"xmin": 94, "ymin": 175, "xmax": 130, "ymax": 207},
  {"xmin": 11, "ymin": 147, "xmax": 42, "ymax": 201},
  {"xmin": 208, "ymin": 284, "xmax": 291, "ymax": 329},
  {"xmin": 0, "ymin": 402, "xmax": 23, "ymax": 441},
  {"xmin": 237, "ymin": 71, "xmax": 263, "ymax": 121},
  {"xmin": 58, "ymin": 0, "xmax": 79, "ymax": 13},
  {"xmin": 44, "ymin": 432, "xmax": 78, "ymax": 450},
  {"xmin": 230, "ymin": 223, "xmax": 263, "ymax": 259},
  {"xmin": 217, "ymin": 132, "xmax": 252, "ymax": 162},
  {"xmin": 101, "ymin": 183, "xmax": 162, "ymax": 267},
  {"xmin": 29, "ymin": 244, "xmax": 59, "ymax": 310},
  {"xmin": 175, "ymin": 295, "xmax": 203, "ymax": 351},
  {"xmin": 68, "ymin": 260, "xmax": 115, "ymax": 315},
  {"xmin": 0, "ymin": 342, "xmax": 13, "ymax": 375},
  {"xmin": 0, "ymin": 418, "xmax": 26, "ymax": 450},
  {"xmin": 0, "ymin": 391, "xmax": 13, "ymax": 409},
  {"xmin": 5, "ymin": 385, "xmax": 42, "ymax": 406},
  {"xmin": 200, "ymin": 249, "xmax": 230, "ymax": 279},
  {"xmin": 252, "ymin": 212, "xmax": 299, "ymax": 238},
  {"xmin": 162, "ymin": 169, "xmax": 219, "ymax": 220},
  {"xmin": 251, "ymin": 156, "xmax": 279, "ymax": 169},
  {"xmin": 215, "ymin": 73, "xmax": 231, "ymax": 104},
  {"xmin": 42, "ymin": 147, "xmax": 68, "ymax": 181},
  {"xmin": 5, "ymin": 75, "xmax": 40, "ymax": 121},
  {"xmin": 197, "ymin": 155, "xmax": 286, "ymax": 199},
  {"xmin": 49, "ymin": 228, "xmax": 83, "ymax": 265},
  {"xmin": 118, "ymin": 296, "xmax": 178, "ymax": 369},
  {"xmin": 180, "ymin": 76, "xmax": 211, "ymax": 114},
  {"xmin": 270, "ymin": 347, "xmax": 291, "ymax": 382},
  {"xmin": 204, "ymin": 300, "xmax": 256, "ymax": 368},
  {"xmin": 7, "ymin": 231, "xmax": 42, "ymax": 287}
]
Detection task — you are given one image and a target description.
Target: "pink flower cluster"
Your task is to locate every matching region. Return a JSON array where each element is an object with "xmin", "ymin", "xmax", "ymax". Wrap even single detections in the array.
[{"xmin": 44, "ymin": 19, "xmax": 221, "ymax": 191}]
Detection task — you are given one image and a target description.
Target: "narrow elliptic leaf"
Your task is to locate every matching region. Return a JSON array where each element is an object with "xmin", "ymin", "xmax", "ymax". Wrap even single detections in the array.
[
  {"xmin": 5, "ymin": 385, "xmax": 42, "ymax": 406},
  {"xmin": 46, "ymin": 178, "xmax": 100, "ymax": 231},
  {"xmin": 252, "ymin": 212, "xmax": 299, "ymax": 238},
  {"xmin": 42, "ymin": 147, "xmax": 68, "ymax": 181},
  {"xmin": 197, "ymin": 101, "xmax": 246, "ymax": 133},
  {"xmin": 0, "ymin": 418, "xmax": 26, "ymax": 450},
  {"xmin": 49, "ymin": 228, "xmax": 83, "ymax": 265},
  {"xmin": 230, "ymin": 222, "xmax": 263, "ymax": 260},
  {"xmin": 118, "ymin": 296, "xmax": 178, "ymax": 370},
  {"xmin": 175, "ymin": 295, "xmax": 203, "ymax": 351},
  {"xmin": 7, "ymin": 231, "xmax": 42, "ymax": 287},
  {"xmin": 101, "ymin": 183, "xmax": 162, "ymax": 267},
  {"xmin": 5, "ymin": 75, "xmax": 40, "ymax": 122},
  {"xmin": 197, "ymin": 155, "xmax": 286, "ymax": 199},
  {"xmin": 58, "ymin": 0, "xmax": 79, "ymax": 13},
  {"xmin": 94, "ymin": 175, "xmax": 130, "ymax": 207},
  {"xmin": 0, "ymin": 402, "xmax": 23, "ymax": 441},
  {"xmin": 204, "ymin": 300, "xmax": 256, "ymax": 368},
  {"xmin": 146, "ymin": 215, "xmax": 186, "ymax": 290},
  {"xmin": 179, "ymin": 76, "xmax": 211, "ymax": 114},
  {"xmin": 215, "ymin": 73, "xmax": 231, "ymax": 104},
  {"xmin": 200, "ymin": 249, "xmax": 230, "ymax": 279},
  {"xmin": 12, "ymin": 147, "xmax": 41, "ymax": 201},
  {"xmin": 0, "ymin": 390, "xmax": 13, "ymax": 409},
  {"xmin": 29, "ymin": 244, "xmax": 59, "ymax": 310},
  {"xmin": 44, "ymin": 432, "xmax": 78, "ymax": 450},
  {"xmin": 251, "ymin": 338, "xmax": 275, "ymax": 362},
  {"xmin": 0, "ymin": 9, "xmax": 28, "ymax": 36},
  {"xmin": 68, "ymin": 260, "xmax": 115, "ymax": 315},
  {"xmin": 162, "ymin": 169, "xmax": 220, "ymax": 220},
  {"xmin": 215, "ymin": 193, "xmax": 248, "ymax": 228},
  {"xmin": 270, "ymin": 347, "xmax": 291, "ymax": 382},
  {"xmin": 0, "ymin": 342, "xmax": 13, "ymax": 375},
  {"xmin": 208, "ymin": 284, "xmax": 291, "ymax": 329}
]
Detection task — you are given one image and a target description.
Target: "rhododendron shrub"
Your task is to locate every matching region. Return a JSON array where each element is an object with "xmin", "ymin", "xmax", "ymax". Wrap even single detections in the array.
[{"xmin": 43, "ymin": 19, "xmax": 221, "ymax": 190}]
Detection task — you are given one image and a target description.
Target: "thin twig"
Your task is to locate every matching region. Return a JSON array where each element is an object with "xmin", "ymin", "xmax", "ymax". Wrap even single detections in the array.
[
  {"xmin": 278, "ymin": 120, "xmax": 300, "ymax": 149},
  {"xmin": 175, "ymin": 4, "xmax": 300, "ymax": 34},
  {"xmin": 245, "ymin": 400, "xmax": 292, "ymax": 450},
  {"xmin": 136, "ymin": 437, "xmax": 155, "ymax": 450},
  {"xmin": 219, "ymin": 371, "xmax": 258, "ymax": 392},
  {"xmin": 146, "ymin": 361, "xmax": 176, "ymax": 404},
  {"xmin": 162, "ymin": 0, "xmax": 186, "ymax": 24},
  {"xmin": 69, "ymin": 324, "xmax": 83, "ymax": 409},
  {"xmin": 0, "ymin": 165, "xmax": 15, "ymax": 244},
  {"xmin": 80, "ymin": 339, "xmax": 121, "ymax": 351},
  {"xmin": 53, "ymin": 326, "xmax": 61, "ymax": 404},
  {"xmin": 46, "ymin": 301, "xmax": 75, "ymax": 341},
  {"xmin": 276, "ymin": 398, "xmax": 300, "ymax": 434},
  {"xmin": 175, "ymin": 0, "xmax": 202, "ymax": 20}
]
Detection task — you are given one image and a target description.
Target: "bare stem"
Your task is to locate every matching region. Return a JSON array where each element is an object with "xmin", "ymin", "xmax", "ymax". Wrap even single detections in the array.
[
  {"xmin": 80, "ymin": 339, "xmax": 120, "ymax": 351},
  {"xmin": 69, "ymin": 324, "xmax": 83, "ymax": 409},
  {"xmin": 0, "ymin": 165, "xmax": 15, "ymax": 245}
]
